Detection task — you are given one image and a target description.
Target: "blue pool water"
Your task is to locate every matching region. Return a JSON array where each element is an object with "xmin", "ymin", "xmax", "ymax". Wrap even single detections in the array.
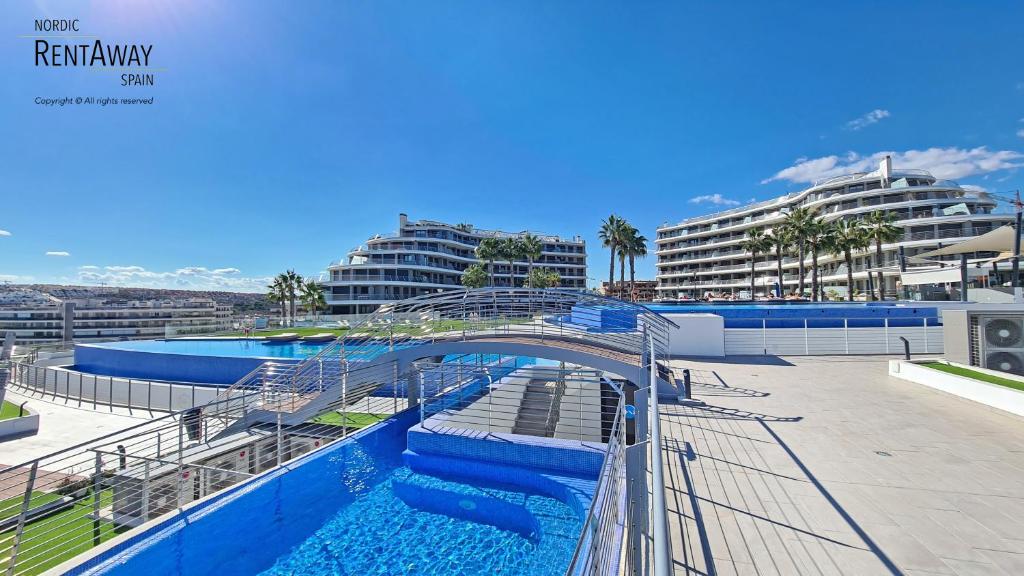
[
  {"xmin": 85, "ymin": 338, "xmax": 342, "ymax": 359},
  {"xmin": 73, "ymin": 407, "xmax": 593, "ymax": 576},
  {"xmin": 73, "ymin": 339, "xmax": 404, "ymax": 385},
  {"xmin": 259, "ymin": 467, "xmax": 581, "ymax": 576}
]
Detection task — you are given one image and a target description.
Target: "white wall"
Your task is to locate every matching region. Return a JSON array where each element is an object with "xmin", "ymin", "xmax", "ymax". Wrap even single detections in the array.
[{"xmin": 662, "ymin": 314, "xmax": 725, "ymax": 357}]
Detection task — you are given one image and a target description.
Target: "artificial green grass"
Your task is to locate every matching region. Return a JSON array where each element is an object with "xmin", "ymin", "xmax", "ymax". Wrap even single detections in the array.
[
  {"xmin": 0, "ymin": 488, "xmax": 128, "ymax": 575},
  {"xmin": 308, "ymin": 412, "xmax": 388, "ymax": 429},
  {"xmin": 221, "ymin": 327, "xmax": 350, "ymax": 338},
  {"xmin": 921, "ymin": 362, "xmax": 1024, "ymax": 392},
  {"xmin": 0, "ymin": 400, "xmax": 24, "ymax": 421}
]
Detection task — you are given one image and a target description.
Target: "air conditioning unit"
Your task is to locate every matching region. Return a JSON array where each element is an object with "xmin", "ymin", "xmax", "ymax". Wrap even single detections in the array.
[
  {"xmin": 943, "ymin": 310, "xmax": 1024, "ymax": 376},
  {"xmin": 979, "ymin": 316, "xmax": 1024, "ymax": 375}
]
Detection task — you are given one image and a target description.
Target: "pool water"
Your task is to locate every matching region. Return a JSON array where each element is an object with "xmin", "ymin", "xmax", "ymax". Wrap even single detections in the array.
[
  {"xmin": 259, "ymin": 466, "xmax": 581, "ymax": 576},
  {"xmin": 86, "ymin": 338, "xmax": 339, "ymax": 360},
  {"xmin": 77, "ymin": 407, "xmax": 592, "ymax": 576}
]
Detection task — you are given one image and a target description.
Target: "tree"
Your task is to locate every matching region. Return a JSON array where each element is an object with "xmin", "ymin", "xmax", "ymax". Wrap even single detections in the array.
[
  {"xmin": 498, "ymin": 238, "xmax": 523, "ymax": 287},
  {"xmin": 767, "ymin": 227, "xmax": 791, "ymax": 297},
  {"xmin": 461, "ymin": 264, "xmax": 489, "ymax": 289},
  {"xmin": 267, "ymin": 277, "xmax": 288, "ymax": 325},
  {"xmin": 280, "ymin": 270, "xmax": 302, "ymax": 325},
  {"xmin": 300, "ymin": 279, "xmax": 327, "ymax": 321},
  {"xmin": 740, "ymin": 227, "xmax": 771, "ymax": 298},
  {"xmin": 803, "ymin": 216, "xmax": 830, "ymax": 302},
  {"xmin": 863, "ymin": 210, "xmax": 902, "ymax": 301},
  {"xmin": 519, "ymin": 233, "xmax": 544, "ymax": 287},
  {"xmin": 826, "ymin": 219, "xmax": 870, "ymax": 301},
  {"xmin": 526, "ymin": 268, "xmax": 561, "ymax": 289},
  {"xmin": 475, "ymin": 238, "xmax": 501, "ymax": 287},
  {"xmin": 783, "ymin": 207, "xmax": 814, "ymax": 297},
  {"xmin": 625, "ymin": 228, "xmax": 648, "ymax": 301},
  {"xmin": 599, "ymin": 215, "xmax": 626, "ymax": 289}
]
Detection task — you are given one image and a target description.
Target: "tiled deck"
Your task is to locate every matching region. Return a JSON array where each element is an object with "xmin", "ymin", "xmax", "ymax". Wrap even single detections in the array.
[{"xmin": 661, "ymin": 356, "xmax": 1024, "ymax": 576}]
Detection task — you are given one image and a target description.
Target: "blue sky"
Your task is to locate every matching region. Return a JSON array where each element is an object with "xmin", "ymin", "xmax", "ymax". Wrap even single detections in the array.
[{"xmin": 2, "ymin": 1, "xmax": 1024, "ymax": 291}]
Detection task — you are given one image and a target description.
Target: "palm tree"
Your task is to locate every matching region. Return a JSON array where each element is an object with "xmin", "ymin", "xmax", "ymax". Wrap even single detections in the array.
[
  {"xmin": 767, "ymin": 227, "xmax": 791, "ymax": 298},
  {"xmin": 519, "ymin": 233, "xmax": 543, "ymax": 288},
  {"xmin": 280, "ymin": 270, "xmax": 302, "ymax": 325},
  {"xmin": 299, "ymin": 279, "xmax": 327, "ymax": 321},
  {"xmin": 803, "ymin": 216, "xmax": 830, "ymax": 302},
  {"xmin": 461, "ymin": 264, "xmax": 488, "ymax": 289},
  {"xmin": 599, "ymin": 215, "xmax": 626, "ymax": 290},
  {"xmin": 863, "ymin": 210, "xmax": 902, "ymax": 300},
  {"xmin": 475, "ymin": 238, "xmax": 501, "ymax": 287},
  {"xmin": 498, "ymin": 238, "xmax": 523, "ymax": 288},
  {"xmin": 625, "ymin": 229, "xmax": 648, "ymax": 301},
  {"xmin": 740, "ymin": 227, "xmax": 771, "ymax": 299},
  {"xmin": 783, "ymin": 207, "xmax": 813, "ymax": 297},
  {"xmin": 267, "ymin": 277, "xmax": 288, "ymax": 325},
  {"xmin": 827, "ymin": 219, "xmax": 870, "ymax": 301}
]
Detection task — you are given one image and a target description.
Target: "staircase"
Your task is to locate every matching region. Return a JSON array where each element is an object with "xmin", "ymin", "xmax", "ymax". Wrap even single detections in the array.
[{"xmin": 512, "ymin": 380, "xmax": 559, "ymax": 437}]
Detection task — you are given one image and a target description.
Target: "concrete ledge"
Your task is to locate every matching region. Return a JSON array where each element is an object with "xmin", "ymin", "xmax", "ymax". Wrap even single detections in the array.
[
  {"xmin": 889, "ymin": 359, "xmax": 1024, "ymax": 418},
  {"xmin": 0, "ymin": 407, "xmax": 40, "ymax": 439}
]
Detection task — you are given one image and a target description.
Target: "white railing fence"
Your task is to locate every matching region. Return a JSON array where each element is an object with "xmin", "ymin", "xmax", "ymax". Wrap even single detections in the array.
[
  {"xmin": 723, "ymin": 318, "xmax": 943, "ymax": 356},
  {"xmin": 8, "ymin": 363, "xmax": 223, "ymax": 413}
]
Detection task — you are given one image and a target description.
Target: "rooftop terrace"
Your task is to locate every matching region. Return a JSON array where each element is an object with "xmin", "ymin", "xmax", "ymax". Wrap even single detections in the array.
[{"xmin": 659, "ymin": 355, "xmax": 1024, "ymax": 576}]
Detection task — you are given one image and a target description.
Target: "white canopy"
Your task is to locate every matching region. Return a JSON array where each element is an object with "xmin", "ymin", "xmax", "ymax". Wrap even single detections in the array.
[{"xmin": 913, "ymin": 225, "xmax": 1019, "ymax": 259}]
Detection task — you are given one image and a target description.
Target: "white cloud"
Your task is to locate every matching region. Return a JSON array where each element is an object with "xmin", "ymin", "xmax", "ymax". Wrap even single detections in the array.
[
  {"xmin": 1016, "ymin": 128, "xmax": 1024, "ymax": 138},
  {"xmin": 762, "ymin": 146, "xmax": 1024, "ymax": 185},
  {"xmin": 0, "ymin": 230, "xmax": 10, "ymax": 237},
  {"xmin": 689, "ymin": 193, "xmax": 740, "ymax": 206},
  {"xmin": 962, "ymin": 184, "xmax": 988, "ymax": 193},
  {"xmin": 0, "ymin": 273, "xmax": 34, "ymax": 283},
  {"xmin": 76, "ymin": 265, "xmax": 272, "ymax": 293},
  {"xmin": 844, "ymin": 109, "xmax": 890, "ymax": 131},
  {"xmin": 45, "ymin": 251, "xmax": 70, "ymax": 257}
]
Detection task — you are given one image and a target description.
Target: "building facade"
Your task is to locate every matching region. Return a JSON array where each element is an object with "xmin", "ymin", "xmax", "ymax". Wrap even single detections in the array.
[
  {"xmin": 0, "ymin": 289, "xmax": 232, "ymax": 344},
  {"xmin": 656, "ymin": 159, "xmax": 1014, "ymax": 299},
  {"xmin": 325, "ymin": 214, "xmax": 587, "ymax": 315}
]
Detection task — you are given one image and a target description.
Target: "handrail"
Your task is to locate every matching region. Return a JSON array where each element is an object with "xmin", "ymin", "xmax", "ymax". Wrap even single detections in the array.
[{"xmin": 649, "ymin": 334, "xmax": 671, "ymax": 576}]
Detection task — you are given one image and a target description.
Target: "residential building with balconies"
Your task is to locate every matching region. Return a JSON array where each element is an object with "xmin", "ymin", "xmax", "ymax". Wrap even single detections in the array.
[
  {"xmin": 324, "ymin": 214, "xmax": 587, "ymax": 315},
  {"xmin": 655, "ymin": 158, "xmax": 1014, "ymax": 299}
]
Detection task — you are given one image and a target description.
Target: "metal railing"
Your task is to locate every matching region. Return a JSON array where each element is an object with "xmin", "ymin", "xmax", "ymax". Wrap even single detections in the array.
[
  {"xmin": 1, "ymin": 289, "xmax": 676, "ymax": 575},
  {"xmin": 7, "ymin": 363, "xmax": 220, "ymax": 413}
]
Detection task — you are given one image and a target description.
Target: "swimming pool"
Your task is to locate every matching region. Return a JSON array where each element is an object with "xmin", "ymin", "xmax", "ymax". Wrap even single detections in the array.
[
  {"xmin": 70, "ymin": 408, "xmax": 594, "ymax": 576},
  {"xmin": 73, "ymin": 339, "xmax": 403, "ymax": 385}
]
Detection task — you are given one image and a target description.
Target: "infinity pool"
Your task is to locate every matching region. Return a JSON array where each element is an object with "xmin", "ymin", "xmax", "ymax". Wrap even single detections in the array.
[
  {"xmin": 74, "ymin": 339, "xmax": 404, "ymax": 385},
  {"xmin": 84, "ymin": 338, "xmax": 338, "ymax": 359},
  {"xmin": 74, "ymin": 409, "xmax": 593, "ymax": 576}
]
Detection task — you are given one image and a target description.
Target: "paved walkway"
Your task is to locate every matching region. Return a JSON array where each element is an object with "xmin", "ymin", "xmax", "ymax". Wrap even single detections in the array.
[
  {"xmin": 0, "ymin": 388, "xmax": 161, "ymax": 467},
  {"xmin": 662, "ymin": 356, "xmax": 1024, "ymax": 576}
]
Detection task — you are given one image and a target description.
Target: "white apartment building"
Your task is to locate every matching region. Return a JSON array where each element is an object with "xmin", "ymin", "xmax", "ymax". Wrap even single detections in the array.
[
  {"xmin": 0, "ymin": 289, "xmax": 232, "ymax": 344},
  {"xmin": 324, "ymin": 214, "xmax": 587, "ymax": 315},
  {"xmin": 656, "ymin": 159, "xmax": 1014, "ymax": 299}
]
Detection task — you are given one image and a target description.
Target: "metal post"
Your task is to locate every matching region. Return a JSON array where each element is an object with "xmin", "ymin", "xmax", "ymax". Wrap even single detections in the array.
[
  {"xmin": 885, "ymin": 318, "xmax": 890, "ymax": 354},
  {"xmin": 649, "ymin": 336, "xmax": 671, "ymax": 576},
  {"xmin": 899, "ymin": 336, "xmax": 911, "ymax": 360},
  {"xmin": 1013, "ymin": 210, "xmax": 1022, "ymax": 288},
  {"xmin": 92, "ymin": 452, "xmax": 102, "ymax": 545},
  {"xmin": 5, "ymin": 461, "xmax": 38, "ymax": 576},
  {"xmin": 142, "ymin": 461, "xmax": 151, "ymax": 522},
  {"xmin": 960, "ymin": 253, "xmax": 969, "ymax": 302},
  {"xmin": 844, "ymin": 318, "xmax": 849, "ymax": 355},
  {"xmin": 176, "ymin": 416, "xmax": 184, "ymax": 510},
  {"xmin": 924, "ymin": 318, "xmax": 930, "ymax": 353},
  {"xmin": 276, "ymin": 413, "xmax": 283, "ymax": 467},
  {"xmin": 762, "ymin": 318, "xmax": 767, "ymax": 355},
  {"xmin": 804, "ymin": 318, "xmax": 809, "ymax": 354},
  {"xmin": 683, "ymin": 368, "xmax": 691, "ymax": 401}
]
